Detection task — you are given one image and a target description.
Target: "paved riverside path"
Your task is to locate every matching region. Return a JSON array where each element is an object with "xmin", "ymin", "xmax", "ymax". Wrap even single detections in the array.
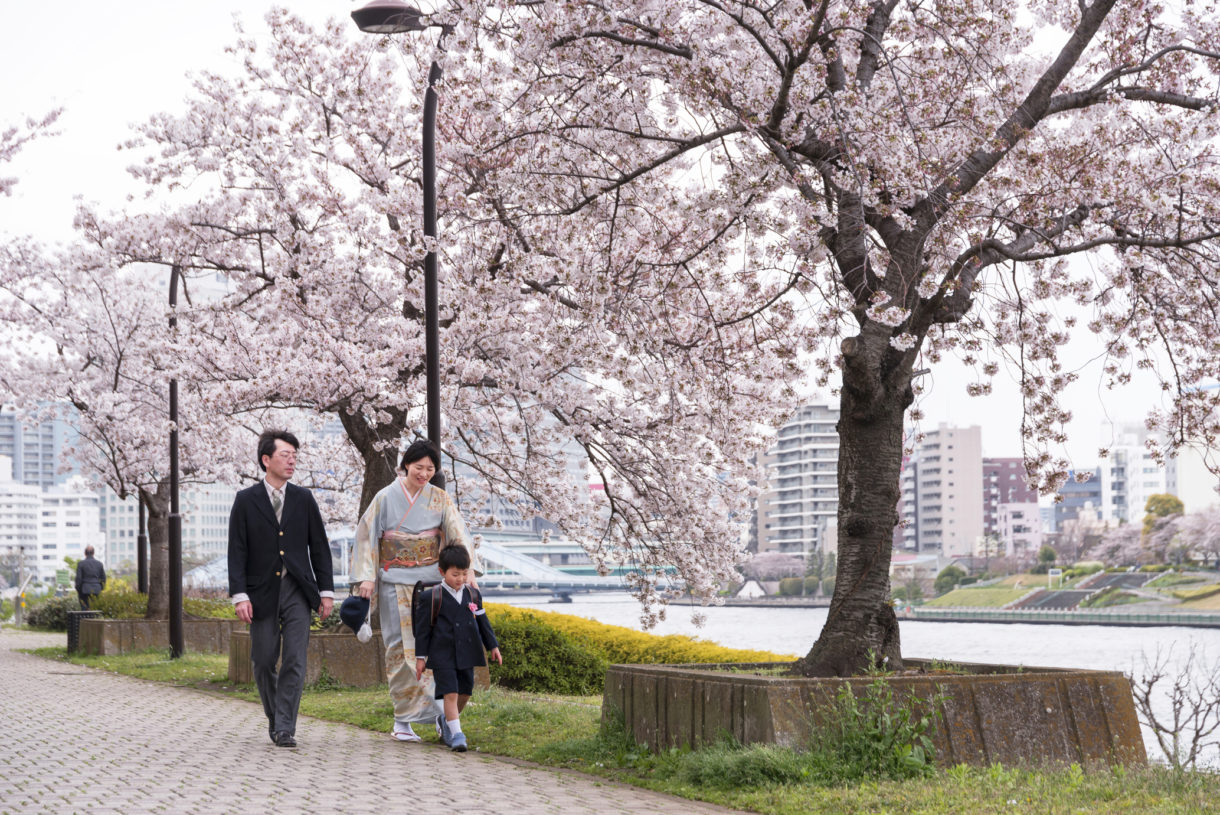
[{"xmin": 1, "ymin": 629, "xmax": 743, "ymax": 814}]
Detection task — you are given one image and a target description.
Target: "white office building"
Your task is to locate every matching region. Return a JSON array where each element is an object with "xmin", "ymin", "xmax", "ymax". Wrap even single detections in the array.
[
  {"xmin": 38, "ymin": 479, "xmax": 105, "ymax": 583},
  {"xmin": 100, "ymin": 482, "xmax": 238, "ymax": 572},
  {"xmin": 1099, "ymin": 424, "xmax": 1175, "ymax": 523},
  {"xmin": 1, "ymin": 455, "xmax": 41, "ymax": 586}
]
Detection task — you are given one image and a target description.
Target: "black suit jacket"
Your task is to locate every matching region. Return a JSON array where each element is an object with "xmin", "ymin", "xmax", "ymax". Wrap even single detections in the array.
[
  {"xmin": 415, "ymin": 586, "xmax": 498, "ymax": 671},
  {"xmin": 227, "ymin": 481, "xmax": 333, "ymax": 620},
  {"xmin": 75, "ymin": 556, "xmax": 106, "ymax": 595}
]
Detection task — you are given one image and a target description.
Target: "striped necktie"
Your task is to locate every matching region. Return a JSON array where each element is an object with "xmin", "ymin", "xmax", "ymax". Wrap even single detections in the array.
[{"xmin": 272, "ymin": 487, "xmax": 283, "ymax": 522}]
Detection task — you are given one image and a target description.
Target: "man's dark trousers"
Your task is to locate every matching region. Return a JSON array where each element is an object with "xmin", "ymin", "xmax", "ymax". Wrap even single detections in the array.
[{"xmin": 250, "ymin": 571, "xmax": 311, "ymax": 736}]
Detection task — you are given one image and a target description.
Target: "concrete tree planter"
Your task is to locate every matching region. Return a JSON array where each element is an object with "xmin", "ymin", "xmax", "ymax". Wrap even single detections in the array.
[
  {"xmin": 228, "ymin": 629, "xmax": 490, "ymax": 690},
  {"xmin": 604, "ymin": 659, "xmax": 1146, "ymax": 767},
  {"xmin": 78, "ymin": 618, "xmax": 242, "ymax": 656}
]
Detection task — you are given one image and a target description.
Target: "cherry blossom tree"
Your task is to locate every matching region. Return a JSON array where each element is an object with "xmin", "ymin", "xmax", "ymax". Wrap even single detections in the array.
[
  {"xmin": 0, "ymin": 239, "xmax": 250, "ymax": 617},
  {"xmin": 0, "ymin": 109, "xmax": 60, "ymax": 198},
  {"xmin": 1094, "ymin": 522, "xmax": 1143, "ymax": 565},
  {"xmin": 428, "ymin": 0, "xmax": 1220, "ymax": 674},
  {"xmin": 81, "ymin": 9, "xmax": 805, "ymax": 625},
  {"xmin": 1177, "ymin": 506, "xmax": 1220, "ymax": 567}
]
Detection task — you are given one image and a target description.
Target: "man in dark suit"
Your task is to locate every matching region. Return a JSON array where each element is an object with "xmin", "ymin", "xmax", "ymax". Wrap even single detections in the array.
[
  {"xmin": 228, "ymin": 429, "xmax": 334, "ymax": 748},
  {"xmin": 74, "ymin": 546, "xmax": 106, "ymax": 609}
]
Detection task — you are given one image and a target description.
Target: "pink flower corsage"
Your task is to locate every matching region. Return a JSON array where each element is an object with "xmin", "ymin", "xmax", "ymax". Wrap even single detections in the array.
[{"xmin": 468, "ymin": 602, "xmax": 478, "ymax": 615}]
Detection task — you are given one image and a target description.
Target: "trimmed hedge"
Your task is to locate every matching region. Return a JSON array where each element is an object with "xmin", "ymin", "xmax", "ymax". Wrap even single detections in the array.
[
  {"xmin": 31, "ymin": 590, "xmax": 237, "ymax": 626},
  {"xmin": 488, "ymin": 615, "xmax": 607, "ymax": 694},
  {"xmin": 1172, "ymin": 584, "xmax": 1220, "ymax": 601},
  {"xmin": 484, "ymin": 603, "xmax": 792, "ymax": 668}
]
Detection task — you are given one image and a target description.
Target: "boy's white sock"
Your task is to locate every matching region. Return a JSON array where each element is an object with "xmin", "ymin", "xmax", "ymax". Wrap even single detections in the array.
[{"xmin": 447, "ymin": 717, "xmax": 462, "ymax": 735}]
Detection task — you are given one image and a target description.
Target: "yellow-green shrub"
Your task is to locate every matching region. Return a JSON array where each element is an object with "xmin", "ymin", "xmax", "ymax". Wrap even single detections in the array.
[
  {"xmin": 484, "ymin": 603, "xmax": 794, "ymax": 666},
  {"xmin": 1172, "ymin": 585, "xmax": 1220, "ymax": 601}
]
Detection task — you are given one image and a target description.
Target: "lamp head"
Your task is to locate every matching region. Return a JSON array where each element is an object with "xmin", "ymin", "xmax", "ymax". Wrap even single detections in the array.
[{"xmin": 351, "ymin": 1, "xmax": 427, "ymax": 34}]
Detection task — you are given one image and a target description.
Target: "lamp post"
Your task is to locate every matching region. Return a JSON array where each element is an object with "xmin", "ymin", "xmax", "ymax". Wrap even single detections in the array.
[
  {"xmin": 352, "ymin": 0, "xmax": 448, "ymax": 487},
  {"xmin": 137, "ymin": 495, "xmax": 148, "ymax": 594},
  {"xmin": 168, "ymin": 264, "xmax": 184, "ymax": 658}
]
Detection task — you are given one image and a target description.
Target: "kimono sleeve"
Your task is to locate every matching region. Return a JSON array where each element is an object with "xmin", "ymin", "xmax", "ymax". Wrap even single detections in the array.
[{"xmin": 352, "ymin": 492, "xmax": 383, "ymax": 584}]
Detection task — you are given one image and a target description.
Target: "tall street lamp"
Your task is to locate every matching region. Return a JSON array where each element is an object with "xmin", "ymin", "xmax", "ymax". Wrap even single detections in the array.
[
  {"xmin": 168, "ymin": 264, "xmax": 184, "ymax": 658},
  {"xmin": 352, "ymin": 0, "xmax": 448, "ymax": 487}
]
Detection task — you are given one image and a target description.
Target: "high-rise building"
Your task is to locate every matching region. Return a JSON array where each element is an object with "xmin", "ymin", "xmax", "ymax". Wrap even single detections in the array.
[
  {"xmin": 983, "ymin": 458, "xmax": 1037, "ymax": 535},
  {"xmin": 1098, "ymin": 424, "xmax": 1174, "ymax": 523},
  {"xmin": 0, "ymin": 406, "xmax": 78, "ymax": 489},
  {"xmin": 0, "ymin": 455, "xmax": 40, "ymax": 586},
  {"xmin": 755, "ymin": 403, "xmax": 840, "ymax": 556},
  {"xmin": 1053, "ymin": 469, "xmax": 1103, "ymax": 530},
  {"xmin": 899, "ymin": 425, "xmax": 984, "ymax": 557}
]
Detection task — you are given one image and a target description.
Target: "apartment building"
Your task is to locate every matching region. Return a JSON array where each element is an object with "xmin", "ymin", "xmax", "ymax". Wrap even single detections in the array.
[
  {"xmin": 755, "ymin": 403, "xmax": 840, "ymax": 556},
  {"xmin": 899, "ymin": 425, "xmax": 984, "ymax": 558}
]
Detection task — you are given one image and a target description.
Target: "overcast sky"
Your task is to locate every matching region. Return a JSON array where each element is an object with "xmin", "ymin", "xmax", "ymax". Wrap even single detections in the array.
[{"xmin": 1, "ymin": 1, "xmax": 1162, "ymax": 464}]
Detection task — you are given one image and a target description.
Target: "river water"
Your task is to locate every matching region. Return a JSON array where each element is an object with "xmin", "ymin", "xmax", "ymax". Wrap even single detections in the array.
[{"xmin": 501, "ymin": 592, "xmax": 1220, "ymax": 766}]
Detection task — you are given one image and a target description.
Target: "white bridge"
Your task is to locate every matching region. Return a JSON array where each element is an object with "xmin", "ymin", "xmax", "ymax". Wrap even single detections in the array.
[{"xmin": 185, "ymin": 537, "xmax": 625, "ymax": 594}]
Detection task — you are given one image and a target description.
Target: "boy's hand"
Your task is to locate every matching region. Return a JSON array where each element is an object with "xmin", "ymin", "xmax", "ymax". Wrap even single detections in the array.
[
  {"xmin": 488, "ymin": 647, "xmax": 502, "ymax": 665},
  {"xmin": 415, "ymin": 657, "xmax": 426, "ymax": 681}
]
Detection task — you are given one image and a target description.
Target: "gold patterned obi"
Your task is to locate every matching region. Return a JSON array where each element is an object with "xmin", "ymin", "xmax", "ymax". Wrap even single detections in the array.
[{"xmin": 379, "ymin": 528, "xmax": 443, "ymax": 571}]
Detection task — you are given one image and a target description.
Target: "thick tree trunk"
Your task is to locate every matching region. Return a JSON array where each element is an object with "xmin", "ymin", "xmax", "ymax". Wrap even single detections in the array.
[
  {"xmin": 143, "ymin": 486, "xmax": 171, "ymax": 620},
  {"xmin": 796, "ymin": 335, "xmax": 912, "ymax": 677},
  {"xmin": 338, "ymin": 409, "xmax": 405, "ymax": 516}
]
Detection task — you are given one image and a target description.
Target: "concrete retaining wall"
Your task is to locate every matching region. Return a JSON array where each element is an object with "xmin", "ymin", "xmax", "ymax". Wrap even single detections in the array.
[
  {"xmin": 78, "ymin": 618, "xmax": 242, "ymax": 656},
  {"xmin": 229, "ymin": 630, "xmax": 490, "ymax": 690},
  {"xmin": 604, "ymin": 659, "xmax": 1146, "ymax": 767}
]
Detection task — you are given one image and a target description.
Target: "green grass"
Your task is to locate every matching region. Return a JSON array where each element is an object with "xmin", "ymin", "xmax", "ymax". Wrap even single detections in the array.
[
  {"xmin": 1079, "ymin": 590, "xmax": 1155, "ymax": 609},
  {"xmin": 25, "ymin": 646, "xmax": 1220, "ymax": 814},
  {"xmin": 1145, "ymin": 572, "xmax": 1209, "ymax": 589},
  {"xmin": 924, "ymin": 587, "xmax": 1031, "ymax": 608}
]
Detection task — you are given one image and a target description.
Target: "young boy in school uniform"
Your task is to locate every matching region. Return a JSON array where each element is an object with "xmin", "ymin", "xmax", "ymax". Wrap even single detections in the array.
[{"xmin": 414, "ymin": 545, "xmax": 502, "ymax": 752}]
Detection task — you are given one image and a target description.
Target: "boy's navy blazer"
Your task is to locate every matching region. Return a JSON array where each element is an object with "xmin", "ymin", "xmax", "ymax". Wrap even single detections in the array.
[
  {"xmin": 227, "ymin": 481, "xmax": 333, "ymax": 620},
  {"xmin": 415, "ymin": 586, "xmax": 498, "ymax": 670}
]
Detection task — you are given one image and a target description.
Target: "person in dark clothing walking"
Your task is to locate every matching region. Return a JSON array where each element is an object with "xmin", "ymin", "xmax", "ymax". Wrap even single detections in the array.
[{"xmin": 74, "ymin": 546, "xmax": 106, "ymax": 610}]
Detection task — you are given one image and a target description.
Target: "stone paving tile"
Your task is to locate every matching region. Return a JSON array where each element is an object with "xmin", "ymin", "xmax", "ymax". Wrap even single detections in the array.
[{"xmin": 0, "ymin": 629, "xmax": 744, "ymax": 814}]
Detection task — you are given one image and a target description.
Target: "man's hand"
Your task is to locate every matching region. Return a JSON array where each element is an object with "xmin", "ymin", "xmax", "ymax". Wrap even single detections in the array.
[
  {"xmin": 415, "ymin": 657, "xmax": 426, "ymax": 681},
  {"xmin": 357, "ymin": 580, "xmax": 375, "ymax": 599},
  {"xmin": 318, "ymin": 596, "xmax": 333, "ymax": 620},
  {"xmin": 235, "ymin": 600, "xmax": 253, "ymax": 624},
  {"xmin": 488, "ymin": 647, "xmax": 503, "ymax": 665}
]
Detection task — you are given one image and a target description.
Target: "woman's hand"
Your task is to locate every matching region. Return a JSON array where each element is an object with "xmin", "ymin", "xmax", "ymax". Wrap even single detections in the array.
[{"xmin": 357, "ymin": 580, "xmax": 375, "ymax": 599}]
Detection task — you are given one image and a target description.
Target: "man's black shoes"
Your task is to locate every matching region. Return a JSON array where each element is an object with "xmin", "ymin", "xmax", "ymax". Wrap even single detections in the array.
[{"xmin": 274, "ymin": 731, "xmax": 297, "ymax": 748}]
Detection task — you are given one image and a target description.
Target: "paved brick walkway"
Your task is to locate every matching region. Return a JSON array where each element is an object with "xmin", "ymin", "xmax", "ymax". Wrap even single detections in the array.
[{"xmin": 0, "ymin": 629, "xmax": 742, "ymax": 814}]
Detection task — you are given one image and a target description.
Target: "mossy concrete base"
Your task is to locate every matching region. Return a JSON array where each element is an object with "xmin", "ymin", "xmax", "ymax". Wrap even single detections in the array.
[
  {"xmin": 603, "ymin": 659, "xmax": 1146, "ymax": 767},
  {"xmin": 228, "ymin": 630, "xmax": 490, "ymax": 690},
  {"xmin": 78, "ymin": 618, "xmax": 242, "ymax": 656}
]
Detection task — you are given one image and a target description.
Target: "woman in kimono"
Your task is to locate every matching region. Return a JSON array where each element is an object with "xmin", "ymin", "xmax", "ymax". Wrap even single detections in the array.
[{"xmin": 353, "ymin": 439, "xmax": 481, "ymax": 742}]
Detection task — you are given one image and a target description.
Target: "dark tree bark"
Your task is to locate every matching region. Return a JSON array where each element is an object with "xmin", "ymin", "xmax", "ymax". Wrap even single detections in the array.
[
  {"xmin": 142, "ymin": 485, "xmax": 171, "ymax": 620},
  {"xmin": 338, "ymin": 406, "xmax": 407, "ymax": 516},
  {"xmin": 796, "ymin": 331, "xmax": 914, "ymax": 676}
]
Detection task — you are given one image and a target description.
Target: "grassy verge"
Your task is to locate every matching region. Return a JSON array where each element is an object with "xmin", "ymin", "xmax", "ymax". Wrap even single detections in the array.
[
  {"xmin": 26, "ymin": 647, "xmax": 1220, "ymax": 814},
  {"xmin": 923, "ymin": 587, "xmax": 1030, "ymax": 608}
]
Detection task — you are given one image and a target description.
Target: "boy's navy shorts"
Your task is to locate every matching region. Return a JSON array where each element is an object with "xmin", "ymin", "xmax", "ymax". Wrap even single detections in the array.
[{"xmin": 432, "ymin": 665, "xmax": 475, "ymax": 697}]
